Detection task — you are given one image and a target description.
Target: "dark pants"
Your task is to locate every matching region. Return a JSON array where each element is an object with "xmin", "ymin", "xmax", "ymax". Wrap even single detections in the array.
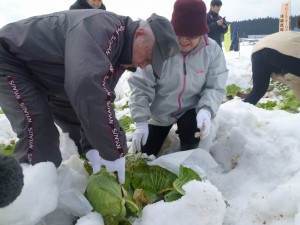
[
  {"xmin": 141, "ymin": 108, "xmax": 200, "ymax": 156},
  {"xmin": 244, "ymin": 48, "xmax": 300, "ymax": 105},
  {"xmin": 48, "ymin": 95, "xmax": 83, "ymax": 154},
  {"xmin": 0, "ymin": 67, "xmax": 83, "ymax": 167}
]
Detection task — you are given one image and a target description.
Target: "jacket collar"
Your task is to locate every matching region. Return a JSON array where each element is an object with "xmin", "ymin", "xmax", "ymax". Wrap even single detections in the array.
[{"xmin": 209, "ymin": 10, "xmax": 219, "ymax": 18}]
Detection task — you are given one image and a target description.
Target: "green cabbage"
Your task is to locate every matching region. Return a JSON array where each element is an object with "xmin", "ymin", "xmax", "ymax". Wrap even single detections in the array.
[
  {"xmin": 85, "ymin": 153, "xmax": 202, "ymax": 225},
  {"xmin": 86, "ymin": 169, "xmax": 126, "ymax": 224}
]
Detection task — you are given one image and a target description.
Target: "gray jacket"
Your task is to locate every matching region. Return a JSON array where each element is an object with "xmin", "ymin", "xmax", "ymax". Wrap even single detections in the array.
[
  {"xmin": 128, "ymin": 35, "xmax": 228, "ymax": 126},
  {"xmin": 0, "ymin": 10, "xmax": 139, "ymax": 160}
]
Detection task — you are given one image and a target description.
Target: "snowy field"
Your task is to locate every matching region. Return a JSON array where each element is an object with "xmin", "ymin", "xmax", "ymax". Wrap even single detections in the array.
[{"xmin": 1, "ymin": 44, "xmax": 300, "ymax": 225}]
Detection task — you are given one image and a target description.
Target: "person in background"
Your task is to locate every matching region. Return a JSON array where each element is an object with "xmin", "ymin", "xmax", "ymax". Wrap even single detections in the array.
[
  {"xmin": 206, "ymin": 0, "xmax": 228, "ymax": 49},
  {"xmin": 0, "ymin": 10, "xmax": 179, "ymax": 184},
  {"xmin": 69, "ymin": 0, "xmax": 106, "ymax": 10},
  {"xmin": 128, "ymin": 0, "xmax": 228, "ymax": 156},
  {"xmin": 244, "ymin": 31, "xmax": 300, "ymax": 105}
]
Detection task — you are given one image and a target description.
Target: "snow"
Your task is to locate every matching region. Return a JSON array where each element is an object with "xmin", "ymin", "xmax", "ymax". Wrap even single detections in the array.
[
  {"xmin": 133, "ymin": 180, "xmax": 226, "ymax": 225},
  {"xmin": 1, "ymin": 44, "xmax": 300, "ymax": 225}
]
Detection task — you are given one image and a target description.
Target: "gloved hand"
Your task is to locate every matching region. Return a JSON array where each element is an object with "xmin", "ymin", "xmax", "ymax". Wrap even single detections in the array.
[
  {"xmin": 86, "ymin": 149, "xmax": 102, "ymax": 174},
  {"xmin": 102, "ymin": 157, "xmax": 125, "ymax": 184},
  {"xmin": 196, "ymin": 109, "xmax": 211, "ymax": 139},
  {"xmin": 131, "ymin": 122, "xmax": 149, "ymax": 153},
  {"xmin": 86, "ymin": 149, "xmax": 125, "ymax": 184}
]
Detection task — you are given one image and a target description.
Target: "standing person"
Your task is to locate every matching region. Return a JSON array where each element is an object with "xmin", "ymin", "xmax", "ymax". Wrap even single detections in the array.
[
  {"xmin": 69, "ymin": 0, "xmax": 106, "ymax": 10},
  {"xmin": 244, "ymin": 31, "xmax": 300, "ymax": 105},
  {"xmin": 0, "ymin": 10, "xmax": 180, "ymax": 183},
  {"xmin": 128, "ymin": 0, "xmax": 228, "ymax": 156},
  {"xmin": 206, "ymin": 0, "xmax": 228, "ymax": 49}
]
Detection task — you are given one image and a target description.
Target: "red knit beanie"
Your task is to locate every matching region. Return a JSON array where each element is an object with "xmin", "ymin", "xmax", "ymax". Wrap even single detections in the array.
[{"xmin": 171, "ymin": 0, "xmax": 209, "ymax": 37}]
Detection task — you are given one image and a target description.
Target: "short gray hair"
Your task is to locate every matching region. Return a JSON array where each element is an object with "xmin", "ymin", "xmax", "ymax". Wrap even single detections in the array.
[{"xmin": 138, "ymin": 20, "xmax": 155, "ymax": 42}]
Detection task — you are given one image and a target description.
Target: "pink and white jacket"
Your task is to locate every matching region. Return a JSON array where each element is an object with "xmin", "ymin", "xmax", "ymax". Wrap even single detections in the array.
[{"xmin": 128, "ymin": 35, "xmax": 228, "ymax": 126}]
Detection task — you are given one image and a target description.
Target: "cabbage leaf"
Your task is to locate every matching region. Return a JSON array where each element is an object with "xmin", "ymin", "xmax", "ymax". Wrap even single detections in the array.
[{"xmin": 84, "ymin": 153, "xmax": 202, "ymax": 225}]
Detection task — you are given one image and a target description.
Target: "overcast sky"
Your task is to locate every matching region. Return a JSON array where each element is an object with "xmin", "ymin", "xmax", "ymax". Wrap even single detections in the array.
[{"xmin": 0, "ymin": 0, "xmax": 299, "ymax": 27}]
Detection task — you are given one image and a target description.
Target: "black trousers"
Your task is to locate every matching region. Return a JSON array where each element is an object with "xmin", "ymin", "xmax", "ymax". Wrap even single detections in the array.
[
  {"xmin": 0, "ymin": 69, "xmax": 84, "ymax": 167},
  {"xmin": 244, "ymin": 48, "xmax": 300, "ymax": 105},
  {"xmin": 141, "ymin": 108, "xmax": 200, "ymax": 156},
  {"xmin": 48, "ymin": 95, "xmax": 85, "ymax": 154}
]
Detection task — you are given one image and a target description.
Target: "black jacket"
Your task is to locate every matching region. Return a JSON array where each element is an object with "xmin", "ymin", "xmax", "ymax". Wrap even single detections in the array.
[
  {"xmin": 0, "ymin": 10, "xmax": 139, "ymax": 160},
  {"xmin": 207, "ymin": 10, "xmax": 228, "ymax": 48},
  {"xmin": 69, "ymin": 0, "xmax": 106, "ymax": 10}
]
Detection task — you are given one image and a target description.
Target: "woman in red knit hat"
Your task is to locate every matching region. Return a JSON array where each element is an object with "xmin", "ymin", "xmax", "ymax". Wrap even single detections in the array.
[{"xmin": 128, "ymin": 0, "xmax": 228, "ymax": 157}]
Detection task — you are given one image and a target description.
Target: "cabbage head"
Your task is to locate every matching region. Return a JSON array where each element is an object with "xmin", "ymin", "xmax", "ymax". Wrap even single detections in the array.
[
  {"xmin": 86, "ymin": 169, "xmax": 126, "ymax": 225},
  {"xmin": 84, "ymin": 153, "xmax": 202, "ymax": 225}
]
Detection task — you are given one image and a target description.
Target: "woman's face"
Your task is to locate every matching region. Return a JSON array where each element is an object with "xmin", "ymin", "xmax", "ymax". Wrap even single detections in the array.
[
  {"xmin": 177, "ymin": 36, "xmax": 201, "ymax": 53},
  {"xmin": 87, "ymin": 0, "xmax": 102, "ymax": 8}
]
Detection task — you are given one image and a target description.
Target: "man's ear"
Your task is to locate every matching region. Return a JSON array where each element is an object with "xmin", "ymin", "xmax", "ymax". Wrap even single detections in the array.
[{"xmin": 134, "ymin": 28, "xmax": 147, "ymax": 39}]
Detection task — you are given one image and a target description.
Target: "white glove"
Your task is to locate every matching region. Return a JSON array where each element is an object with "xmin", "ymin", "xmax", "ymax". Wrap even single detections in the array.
[
  {"xmin": 196, "ymin": 109, "xmax": 211, "ymax": 139},
  {"xmin": 86, "ymin": 149, "xmax": 126, "ymax": 184},
  {"xmin": 102, "ymin": 157, "xmax": 125, "ymax": 184},
  {"xmin": 131, "ymin": 122, "xmax": 149, "ymax": 153},
  {"xmin": 86, "ymin": 149, "xmax": 102, "ymax": 174}
]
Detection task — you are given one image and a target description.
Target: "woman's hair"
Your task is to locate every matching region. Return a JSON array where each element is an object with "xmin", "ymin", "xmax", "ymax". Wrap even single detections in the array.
[{"xmin": 210, "ymin": 0, "xmax": 222, "ymax": 6}]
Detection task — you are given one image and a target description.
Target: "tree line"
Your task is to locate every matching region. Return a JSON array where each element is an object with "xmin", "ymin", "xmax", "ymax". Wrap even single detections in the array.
[{"xmin": 228, "ymin": 16, "xmax": 298, "ymax": 38}]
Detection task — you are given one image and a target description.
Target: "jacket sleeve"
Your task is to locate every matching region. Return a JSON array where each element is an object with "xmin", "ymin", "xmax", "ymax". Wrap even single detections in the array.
[
  {"xmin": 207, "ymin": 14, "xmax": 228, "ymax": 34},
  {"xmin": 64, "ymin": 20, "xmax": 127, "ymax": 161},
  {"xmin": 128, "ymin": 66, "xmax": 157, "ymax": 123},
  {"xmin": 219, "ymin": 15, "xmax": 228, "ymax": 34},
  {"xmin": 207, "ymin": 14, "xmax": 219, "ymax": 32},
  {"xmin": 196, "ymin": 43, "xmax": 228, "ymax": 118},
  {"xmin": 221, "ymin": 25, "xmax": 229, "ymax": 34}
]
